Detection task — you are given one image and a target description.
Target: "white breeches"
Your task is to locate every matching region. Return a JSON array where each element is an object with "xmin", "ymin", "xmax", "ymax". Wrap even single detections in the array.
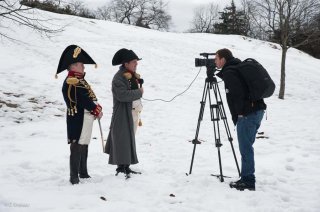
[
  {"xmin": 132, "ymin": 99, "xmax": 143, "ymax": 134},
  {"xmin": 78, "ymin": 109, "xmax": 95, "ymax": 145}
]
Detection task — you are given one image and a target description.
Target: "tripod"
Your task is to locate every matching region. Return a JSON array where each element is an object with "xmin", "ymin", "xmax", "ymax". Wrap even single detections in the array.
[{"xmin": 189, "ymin": 75, "xmax": 240, "ymax": 182}]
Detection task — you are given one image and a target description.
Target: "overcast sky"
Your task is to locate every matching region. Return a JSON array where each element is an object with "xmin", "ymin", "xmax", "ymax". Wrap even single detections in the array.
[
  {"xmin": 164, "ymin": 0, "xmax": 231, "ymax": 32},
  {"xmin": 81, "ymin": 0, "xmax": 239, "ymax": 32}
]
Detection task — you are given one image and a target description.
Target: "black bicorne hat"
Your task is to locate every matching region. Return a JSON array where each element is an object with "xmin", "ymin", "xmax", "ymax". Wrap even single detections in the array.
[
  {"xmin": 112, "ymin": 48, "xmax": 141, "ymax": 66},
  {"xmin": 56, "ymin": 45, "xmax": 97, "ymax": 76}
]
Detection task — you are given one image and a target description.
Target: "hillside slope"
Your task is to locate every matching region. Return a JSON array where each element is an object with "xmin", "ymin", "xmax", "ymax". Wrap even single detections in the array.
[{"xmin": 1, "ymin": 8, "xmax": 320, "ymax": 212}]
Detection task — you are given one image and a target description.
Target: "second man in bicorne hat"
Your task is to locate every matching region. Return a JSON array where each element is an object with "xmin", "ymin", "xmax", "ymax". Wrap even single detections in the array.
[
  {"xmin": 105, "ymin": 48, "xmax": 144, "ymax": 178},
  {"xmin": 57, "ymin": 45, "xmax": 103, "ymax": 185}
]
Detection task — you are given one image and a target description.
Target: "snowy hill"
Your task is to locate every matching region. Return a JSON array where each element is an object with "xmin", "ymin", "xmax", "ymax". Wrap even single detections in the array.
[{"xmin": 1, "ymin": 8, "xmax": 320, "ymax": 212}]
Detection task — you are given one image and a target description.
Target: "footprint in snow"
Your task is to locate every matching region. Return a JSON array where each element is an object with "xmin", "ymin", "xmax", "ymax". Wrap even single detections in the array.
[
  {"xmin": 286, "ymin": 157, "xmax": 294, "ymax": 162},
  {"xmin": 285, "ymin": 165, "xmax": 295, "ymax": 171}
]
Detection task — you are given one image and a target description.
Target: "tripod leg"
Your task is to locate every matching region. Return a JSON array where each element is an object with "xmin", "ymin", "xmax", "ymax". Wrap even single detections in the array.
[
  {"xmin": 215, "ymin": 85, "xmax": 241, "ymax": 177},
  {"xmin": 208, "ymin": 87, "xmax": 224, "ymax": 182},
  {"xmin": 218, "ymin": 103, "xmax": 240, "ymax": 176},
  {"xmin": 189, "ymin": 81, "xmax": 209, "ymax": 175},
  {"xmin": 217, "ymin": 148, "xmax": 224, "ymax": 182},
  {"xmin": 189, "ymin": 143, "xmax": 197, "ymax": 175},
  {"xmin": 229, "ymin": 141, "xmax": 241, "ymax": 177}
]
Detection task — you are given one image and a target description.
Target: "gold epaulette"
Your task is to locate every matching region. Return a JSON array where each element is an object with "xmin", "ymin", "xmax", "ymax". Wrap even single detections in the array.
[
  {"xmin": 66, "ymin": 77, "xmax": 80, "ymax": 85},
  {"xmin": 123, "ymin": 72, "xmax": 132, "ymax": 79},
  {"xmin": 123, "ymin": 72, "xmax": 141, "ymax": 80}
]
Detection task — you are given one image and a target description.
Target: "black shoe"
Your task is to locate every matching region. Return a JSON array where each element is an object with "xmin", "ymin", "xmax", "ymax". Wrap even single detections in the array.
[
  {"xmin": 124, "ymin": 166, "xmax": 141, "ymax": 175},
  {"xmin": 124, "ymin": 165, "xmax": 131, "ymax": 174},
  {"xmin": 116, "ymin": 165, "xmax": 125, "ymax": 173},
  {"xmin": 115, "ymin": 165, "xmax": 141, "ymax": 177},
  {"xmin": 230, "ymin": 179, "xmax": 241, "ymax": 186},
  {"xmin": 79, "ymin": 174, "xmax": 91, "ymax": 178},
  {"xmin": 70, "ymin": 177, "xmax": 80, "ymax": 185},
  {"xmin": 230, "ymin": 179, "xmax": 255, "ymax": 191},
  {"xmin": 115, "ymin": 165, "xmax": 126, "ymax": 175}
]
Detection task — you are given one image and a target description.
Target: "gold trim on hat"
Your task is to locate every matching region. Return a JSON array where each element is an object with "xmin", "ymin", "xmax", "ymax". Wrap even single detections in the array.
[{"xmin": 73, "ymin": 47, "xmax": 81, "ymax": 58}]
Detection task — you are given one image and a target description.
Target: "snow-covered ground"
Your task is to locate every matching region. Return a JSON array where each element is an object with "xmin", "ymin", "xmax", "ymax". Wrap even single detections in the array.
[{"xmin": 1, "ymin": 8, "xmax": 320, "ymax": 212}]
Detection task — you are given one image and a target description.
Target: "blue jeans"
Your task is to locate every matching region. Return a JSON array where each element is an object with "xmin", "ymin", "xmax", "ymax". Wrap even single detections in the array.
[{"xmin": 236, "ymin": 110, "xmax": 264, "ymax": 184}]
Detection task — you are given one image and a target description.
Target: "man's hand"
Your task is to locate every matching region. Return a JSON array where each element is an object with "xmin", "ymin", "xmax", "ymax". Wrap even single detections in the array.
[
  {"xmin": 97, "ymin": 111, "xmax": 103, "ymax": 119},
  {"xmin": 138, "ymin": 78, "xmax": 144, "ymax": 85},
  {"xmin": 139, "ymin": 87, "xmax": 144, "ymax": 94},
  {"xmin": 91, "ymin": 104, "xmax": 103, "ymax": 118}
]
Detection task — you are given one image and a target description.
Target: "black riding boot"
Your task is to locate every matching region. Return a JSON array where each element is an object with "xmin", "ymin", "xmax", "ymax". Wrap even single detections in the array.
[
  {"xmin": 70, "ymin": 143, "xmax": 81, "ymax": 184},
  {"xmin": 116, "ymin": 165, "xmax": 126, "ymax": 174},
  {"xmin": 124, "ymin": 165, "xmax": 142, "ymax": 174},
  {"xmin": 124, "ymin": 165, "xmax": 131, "ymax": 174},
  {"xmin": 79, "ymin": 145, "xmax": 91, "ymax": 178}
]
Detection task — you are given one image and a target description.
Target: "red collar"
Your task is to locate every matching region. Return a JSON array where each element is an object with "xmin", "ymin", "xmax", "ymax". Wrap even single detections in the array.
[{"xmin": 68, "ymin": 71, "xmax": 85, "ymax": 78}]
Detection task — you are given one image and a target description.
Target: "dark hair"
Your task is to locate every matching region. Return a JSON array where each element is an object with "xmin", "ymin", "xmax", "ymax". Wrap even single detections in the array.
[{"xmin": 216, "ymin": 48, "xmax": 233, "ymax": 61}]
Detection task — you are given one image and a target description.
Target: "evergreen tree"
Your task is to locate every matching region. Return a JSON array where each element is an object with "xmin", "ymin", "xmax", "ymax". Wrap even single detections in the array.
[{"xmin": 214, "ymin": 0, "xmax": 248, "ymax": 35}]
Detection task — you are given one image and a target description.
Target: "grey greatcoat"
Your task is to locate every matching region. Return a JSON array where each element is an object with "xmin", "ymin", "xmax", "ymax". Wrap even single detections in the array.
[{"xmin": 105, "ymin": 66, "xmax": 143, "ymax": 165}]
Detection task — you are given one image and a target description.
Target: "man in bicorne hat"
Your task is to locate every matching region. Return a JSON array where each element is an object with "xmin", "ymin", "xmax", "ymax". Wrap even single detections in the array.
[
  {"xmin": 56, "ymin": 45, "xmax": 103, "ymax": 185},
  {"xmin": 105, "ymin": 48, "xmax": 144, "ymax": 178}
]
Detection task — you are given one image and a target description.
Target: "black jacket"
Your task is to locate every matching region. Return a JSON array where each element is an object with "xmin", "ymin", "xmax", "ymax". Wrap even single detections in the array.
[
  {"xmin": 62, "ymin": 75, "xmax": 98, "ymax": 143},
  {"xmin": 216, "ymin": 58, "xmax": 266, "ymax": 125}
]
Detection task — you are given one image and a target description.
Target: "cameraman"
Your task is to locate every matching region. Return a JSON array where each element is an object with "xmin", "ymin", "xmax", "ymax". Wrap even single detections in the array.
[{"xmin": 215, "ymin": 48, "xmax": 266, "ymax": 191}]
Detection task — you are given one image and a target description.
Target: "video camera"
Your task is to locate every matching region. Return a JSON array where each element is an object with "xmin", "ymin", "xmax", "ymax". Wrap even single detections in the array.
[{"xmin": 195, "ymin": 53, "xmax": 217, "ymax": 80}]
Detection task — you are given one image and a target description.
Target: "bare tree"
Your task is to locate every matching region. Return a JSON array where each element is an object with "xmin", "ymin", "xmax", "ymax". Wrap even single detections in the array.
[
  {"xmin": 68, "ymin": 0, "xmax": 84, "ymax": 14},
  {"xmin": 96, "ymin": 5, "xmax": 111, "ymax": 20},
  {"xmin": 189, "ymin": 3, "xmax": 219, "ymax": 33},
  {"xmin": 135, "ymin": 0, "xmax": 171, "ymax": 30},
  {"xmin": 104, "ymin": 0, "xmax": 139, "ymax": 24},
  {"xmin": 247, "ymin": 0, "xmax": 320, "ymax": 99},
  {"xmin": 292, "ymin": 11, "xmax": 320, "ymax": 58},
  {"xmin": 66, "ymin": 0, "xmax": 94, "ymax": 18},
  {"xmin": 135, "ymin": 0, "xmax": 148, "ymax": 27},
  {"xmin": 0, "ymin": 0, "xmax": 63, "ymax": 41},
  {"xmin": 96, "ymin": 0, "xmax": 171, "ymax": 31},
  {"xmin": 240, "ymin": 0, "xmax": 258, "ymax": 38}
]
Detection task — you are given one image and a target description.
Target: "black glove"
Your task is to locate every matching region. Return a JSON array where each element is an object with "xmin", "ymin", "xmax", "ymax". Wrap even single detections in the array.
[
  {"xmin": 138, "ymin": 78, "xmax": 144, "ymax": 85},
  {"xmin": 206, "ymin": 69, "xmax": 215, "ymax": 79}
]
